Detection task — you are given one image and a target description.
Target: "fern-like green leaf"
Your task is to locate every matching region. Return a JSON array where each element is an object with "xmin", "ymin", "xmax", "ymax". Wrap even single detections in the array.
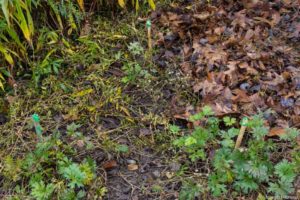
[
  {"xmin": 30, "ymin": 181, "xmax": 55, "ymax": 200},
  {"xmin": 274, "ymin": 160, "xmax": 296, "ymax": 183}
]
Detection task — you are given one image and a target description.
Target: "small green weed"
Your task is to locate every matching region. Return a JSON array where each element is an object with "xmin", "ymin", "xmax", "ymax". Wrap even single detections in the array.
[
  {"xmin": 179, "ymin": 180, "xmax": 203, "ymax": 200},
  {"xmin": 30, "ymin": 181, "xmax": 55, "ymax": 200},
  {"xmin": 121, "ymin": 62, "xmax": 149, "ymax": 83},
  {"xmin": 2, "ymin": 120, "xmax": 98, "ymax": 200},
  {"xmin": 172, "ymin": 106, "xmax": 300, "ymax": 198},
  {"xmin": 128, "ymin": 42, "xmax": 144, "ymax": 56}
]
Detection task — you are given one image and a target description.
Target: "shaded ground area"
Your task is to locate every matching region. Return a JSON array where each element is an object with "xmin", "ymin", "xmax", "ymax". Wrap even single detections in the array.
[{"xmin": 0, "ymin": 1, "xmax": 299, "ymax": 200}]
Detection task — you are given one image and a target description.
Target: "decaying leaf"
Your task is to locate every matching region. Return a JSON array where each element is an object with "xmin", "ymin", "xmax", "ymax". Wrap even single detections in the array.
[
  {"xmin": 103, "ymin": 160, "xmax": 118, "ymax": 170},
  {"xmin": 127, "ymin": 164, "xmax": 138, "ymax": 171},
  {"xmin": 154, "ymin": 1, "xmax": 300, "ymax": 127},
  {"xmin": 268, "ymin": 128, "xmax": 286, "ymax": 137}
]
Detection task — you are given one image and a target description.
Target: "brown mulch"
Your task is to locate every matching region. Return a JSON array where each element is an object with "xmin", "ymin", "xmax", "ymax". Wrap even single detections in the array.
[{"xmin": 152, "ymin": 0, "xmax": 300, "ymax": 130}]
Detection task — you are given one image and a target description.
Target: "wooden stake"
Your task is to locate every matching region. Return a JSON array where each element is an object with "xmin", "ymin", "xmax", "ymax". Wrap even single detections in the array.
[
  {"xmin": 146, "ymin": 19, "xmax": 152, "ymax": 51},
  {"xmin": 234, "ymin": 117, "xmax": 248, "ymax": 149}
]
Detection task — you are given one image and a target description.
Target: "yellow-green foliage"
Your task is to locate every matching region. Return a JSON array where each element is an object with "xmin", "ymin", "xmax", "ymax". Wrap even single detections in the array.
[{"xmin": 0, "ymin": 0, "xmax": 156, "ymax": 91}]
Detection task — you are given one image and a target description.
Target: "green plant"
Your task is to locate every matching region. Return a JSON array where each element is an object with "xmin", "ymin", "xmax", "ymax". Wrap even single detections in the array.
[
  {"xmin": 30, "ymin": 181, "xmax": 55, "ymax": 200},
  {"xmin": 179, "ymin": 180, "xmax": 203, "ymax": 200},
  {"xmin": 0, "ymin": 0, "xmax": 156, "ymax": 91},
  {"xmin": 121, "ymin": 62, "xmax": 149, "ymax": 83},
  {"xmin": 66, "ymin": 122, "xmax": 82, "ymax": 137},
  {"xmin": 173, "ymin": 106, "xmax": 218, "ymax": 161},
  {"xmin": 115, "ymin": 144, "xmax": 129, "ymax": 153},
  {"xmin": 2, "ymin": 121, "xmax": 97, "ymax": 199},
  {"xmin": 173, "ymin": 106, "xmax": 300, "ymax": 198},
  {"xmin": 268, "ymin": 159, "xmax": 296, "ymax": 198},
  {"xmin": 59, "ymin": 163, "xmax": 86, "ymax": 188},
  {"xmin": 128, "ymin": 41, "xmax": 144, "ymax": 56}
]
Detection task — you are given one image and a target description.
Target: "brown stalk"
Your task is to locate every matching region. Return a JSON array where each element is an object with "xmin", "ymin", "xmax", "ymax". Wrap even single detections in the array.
[{"xmin": 235, "ymin": 125, "xmax": 247, "ymax": 149}]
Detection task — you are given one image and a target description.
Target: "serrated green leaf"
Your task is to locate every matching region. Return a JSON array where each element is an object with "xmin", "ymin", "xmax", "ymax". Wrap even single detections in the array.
[
  {"xmin": 184, "ymin": 137, "xmax": 197, "ymax": 146},
  {"xmin": 170, "ymin": 124, "xmax": 180, "ymax": 134}
]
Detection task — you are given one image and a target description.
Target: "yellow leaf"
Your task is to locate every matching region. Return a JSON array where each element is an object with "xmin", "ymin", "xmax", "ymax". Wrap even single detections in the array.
[
  {"xmin": 120, "ymin": 106, "xmax": 131, "ymax": 117},
  {"xmin": 86, "ymin": 106, "xmax": 96, "ymax": 112},
  {"xmin": 257, "ymin": 193, "xmax": 266, "ymax": 200},
  {"xmin": 135, "ymin": 0, "xmax": 139, "ymax": 11},
  {"xmin": 118, "ymin": 0, "xmax": 125, "ymax": 8},
  {"xmin": 77, "ymin": 0, "xmax": 85, "ymax": 11},
  {"xmin": 0, "ymin": 80, "xmax": 4, "ymax": 91},
  {"xmin": 0, "ymin": 73, "xmax": 4, "ymax": 90},
  {"xmin": 0, "ymin": 45, "xmax": 14, "ymax": 65},
  {"xmin": 72, "ymin": 88, "xmax": 94, "ymax": 97},
  {"xmin": 148, "ymin": 0, "xmax": 156, "ymax": 10}
]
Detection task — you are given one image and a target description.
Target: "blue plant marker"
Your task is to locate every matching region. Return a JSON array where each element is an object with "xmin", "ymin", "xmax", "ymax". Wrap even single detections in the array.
[
  {"xmin": 32, "ymin": 113, "xmax": 43, "ymax": 137},
  {"xmin": 146, "ymin": 19, "xmax": 151, "ymax": 29},
  {"xmin": 240, "ymin": 117, "xmax": 249, "ymax": 127}
]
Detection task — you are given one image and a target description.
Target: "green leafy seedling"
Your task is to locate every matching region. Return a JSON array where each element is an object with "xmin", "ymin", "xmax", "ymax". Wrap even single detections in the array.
[{"xmin": 223, "ymin": 117, "xmax": 236, "ymax": 126}]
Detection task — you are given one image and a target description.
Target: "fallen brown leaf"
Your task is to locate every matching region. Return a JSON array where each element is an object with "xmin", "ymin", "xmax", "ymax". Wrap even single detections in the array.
[
  {"xmin": 127, "ymin": 164, "xmax": 138, "ymax": 171},
  {"xmin": 102, "ymin": 160, "xmax": 118, "ymax": 170},
  {"xmin": 268, "ymin": 127, "xmax": 286, "ymax": 137}
]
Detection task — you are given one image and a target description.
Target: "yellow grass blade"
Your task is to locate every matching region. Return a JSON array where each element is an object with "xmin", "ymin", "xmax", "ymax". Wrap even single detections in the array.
[
  {"xmin": 118, "ymin": 0, "xmax": 125, "ymax": 8},
  {"xmin": 148, "ymin": 0, "xmax": 156, "ymax": 10},
  {"xmin": 77, "ymin": 0, "xmax": 85, "ymax": 11}
]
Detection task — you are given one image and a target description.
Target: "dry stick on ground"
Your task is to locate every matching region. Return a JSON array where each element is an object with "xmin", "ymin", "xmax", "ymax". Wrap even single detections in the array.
[{"xmin": 119, "ymin": 172, "xmax": 137, "ymax": 198}]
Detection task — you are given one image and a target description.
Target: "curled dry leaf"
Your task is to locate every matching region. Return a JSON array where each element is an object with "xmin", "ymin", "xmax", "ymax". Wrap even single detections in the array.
[{"xmin": 268, "ymin": 127, "xmax": 286, "ymax": 137}]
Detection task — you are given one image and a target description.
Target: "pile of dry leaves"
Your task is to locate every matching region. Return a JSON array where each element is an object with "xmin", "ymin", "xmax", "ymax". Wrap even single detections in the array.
[{"xmin": 152, "ymin": 0, "xmax": 300, "ymax": 131}]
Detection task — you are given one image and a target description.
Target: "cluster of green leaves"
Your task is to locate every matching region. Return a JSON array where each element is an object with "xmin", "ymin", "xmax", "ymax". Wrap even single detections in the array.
[
  {"xmin": 0, "ymin": 0, "xmax": 156, "ymax": 91},
  {"xmin": 121, "ymin": 41, "xmax": 150, "ymax": 83},
  {"xmin": 173, "ymin": 106, "xmax": 217, "ymax": 161},
  {"xmin": 0, "ymin": 0, "xmax": 84, "ymax": 90},
  {"xmin": 2, "ymin": 126, "xmax": 97, "ymax": 200},
  {"xmin": 128, "ymin": 41, "xmax": 144, "ymax": 56},
  {"xmin": 122, "ymin": 62, "xmax": 149, "ymax": 83},
  {"xmin": 172, "ymin": 107, "xmax": 300, "ymax": 199},
  {"xmin": 179, "ymin": 180, "xmax": 203, "ymax": 200}
]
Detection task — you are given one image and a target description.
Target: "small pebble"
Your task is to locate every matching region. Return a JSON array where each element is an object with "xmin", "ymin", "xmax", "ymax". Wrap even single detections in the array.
[
  {"xmin": 164, "ymin": 34, "xmax": 177, "ymax": 42},
  {"xmin": 284, "ymin": 14, "xmax": 290, "ymax": 21},
  {"xmin": 295, "ymin": 83, "xmax": 300, "ymax": 90},
  {"xmin": 240, "ymin": 82, "xmax": 250, "ymax": 91},
  {"xmin": 280, "ymin": 97, "xmax": 294, "ymax": 108},
  {"xmin": 190, "ymin": 53, "xmax": 199, "ymax": 64},
  {"xmin": 250, "ymin": 84, "xmax": 261, "ymax": 93},
  {"xmin": 126, "ymin": 159, "xmax": 137, "ymax": 164},
  {"xmin": 169, "ymin": 162, "xmax": 181, "ymax": 172},
  {"xmin": 152, "ymin": 170, "xmax": 161, "ymax": 178},
  {"xmin": 157, "ymin": 60, "xmax": 167, "ymax": 68},
  {"xmin": 200, "ymin": 38, "xmax": 208, "ymax": 45}
]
